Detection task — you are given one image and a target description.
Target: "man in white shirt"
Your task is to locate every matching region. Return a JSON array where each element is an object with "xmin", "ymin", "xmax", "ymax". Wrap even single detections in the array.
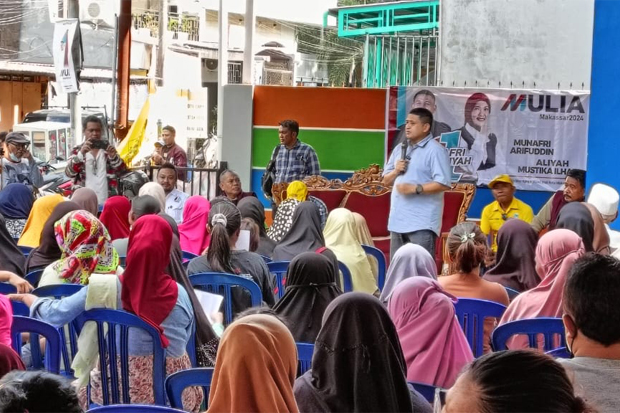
[
  {"xmin": 158, "ymin": 162, "xmax": 189, "ymax": 223},
  {"xmin": 65, "ymin": 116, "xmax": 126, "ymax": 205}
]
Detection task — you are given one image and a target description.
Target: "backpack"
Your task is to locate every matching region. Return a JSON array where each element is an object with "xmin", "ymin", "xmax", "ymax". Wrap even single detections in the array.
[{"xmin": 261, "ymin": 145, "xmax": 281, "ymax": 199}]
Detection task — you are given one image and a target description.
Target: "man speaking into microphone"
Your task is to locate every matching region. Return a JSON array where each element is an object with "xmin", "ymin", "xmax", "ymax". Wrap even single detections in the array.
[{"xmin": 382, "ymin": 108, "xmax": 452, "ymax": 260}]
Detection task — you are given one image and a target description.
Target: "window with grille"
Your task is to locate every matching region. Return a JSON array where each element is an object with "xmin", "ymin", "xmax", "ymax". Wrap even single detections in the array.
[{"xmin": 228, "ymin": 62, "xmax": 243, "ymax": 84}]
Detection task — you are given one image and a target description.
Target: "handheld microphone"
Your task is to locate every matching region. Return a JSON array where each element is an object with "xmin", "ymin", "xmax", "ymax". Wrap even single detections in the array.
[{"xmin": 400, "ymin": 140, "xmax": 408, "ymax": 174}]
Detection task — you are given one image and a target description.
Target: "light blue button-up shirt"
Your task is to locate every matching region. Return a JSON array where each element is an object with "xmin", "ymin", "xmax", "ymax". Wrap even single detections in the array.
[{"xmin": 383, "ymin": 134, "xmax": 452, "ymax": 235}]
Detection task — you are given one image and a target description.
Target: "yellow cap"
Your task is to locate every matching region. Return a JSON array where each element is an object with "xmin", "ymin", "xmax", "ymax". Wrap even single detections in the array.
[{"xmin": 488, "ymin": 174, "xmax": 514, "ymax": 188}]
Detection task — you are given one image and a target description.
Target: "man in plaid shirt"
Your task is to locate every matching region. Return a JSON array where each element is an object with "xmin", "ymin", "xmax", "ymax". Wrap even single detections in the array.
[
  {"xmin": 65, "ymin": 116, "xmax": 127, "ymax": 205},
  {"xmin": 272, "ymin": 120, "xmax": 320, "ymax": 185}
]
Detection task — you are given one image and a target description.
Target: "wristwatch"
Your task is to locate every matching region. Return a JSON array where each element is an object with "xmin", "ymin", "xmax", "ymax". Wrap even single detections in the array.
[{"xmin": 415, "ymin": 184, "xmax": 424, "ymax": 194}]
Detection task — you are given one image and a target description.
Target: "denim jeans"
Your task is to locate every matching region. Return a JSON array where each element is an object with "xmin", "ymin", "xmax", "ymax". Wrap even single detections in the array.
[{"xmin": 390, "ymin": 229, "xmax": 437, "ymax": 260}]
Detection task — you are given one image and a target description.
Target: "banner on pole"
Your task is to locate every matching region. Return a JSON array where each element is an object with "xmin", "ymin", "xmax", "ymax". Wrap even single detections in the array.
[
  {"xmin": 386, "ymin": 86, "xmax": 590, "ymax": 192},
  {"xmin": 52, "ymin": 19, "xmax": 82, "ymax": 93}
]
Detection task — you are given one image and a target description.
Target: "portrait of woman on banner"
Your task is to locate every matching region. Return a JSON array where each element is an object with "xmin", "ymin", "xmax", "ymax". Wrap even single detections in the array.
[{"xmin": 456, "ymin": 92, "xmax": 498, "ymax": 183}]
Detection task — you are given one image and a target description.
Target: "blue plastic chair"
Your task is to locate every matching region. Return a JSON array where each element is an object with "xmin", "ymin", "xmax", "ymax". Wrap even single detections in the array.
[
  {"xmin": 338, "ymin": 261, "xmax": 353, "ymax": 292},
  {"xmin": 25, "ymin": 269, "xmax": 43, "ymax": 287},
  {"xmin": 87, "ymin": 405, "xmax": 186, "ymax": 413},
  {"xmin": 505, "ymin": 287, "xmax": 520, "ymax": 301},
  {"xmin": 454, "ymin": 298, "xmax": 507, "ymax": 358},
  {"xmin": 11, "ymin": 316, "xmax": 62, "ymax": 374},
  {"xmin": 189, "ymin": 273, "xmax": 263, "ymax": 325},
  {"xmin": 0, "ymin": 283, "xmax": 17, "ymax": 294},
  {"xmin": 296, "ymin": 342, "xmax": 314, "ymax": 377},
  {"xmin": 267, "ymin": 261, "xmax": 290, "ymax": 299},
  {"xmin": 182, "ymin": 251, "xmax": 199, "ymax": 262},
  {"xmin": 492, "ymin": 317, "xmax": 566, "ymax": 352},
  {"xmin": 165, "ymin": 367, "xmax": 214, "ymax": 410},
  {"xmin": 19, "ymin": 245, "xmax": 33, "ymax": 257},
  {"xmin": 187, "ymin": 320, "xmax": 197, "ymax": 367},
  {"xmin": 32, "ymin": 284, "xmax": 85, "ymax": 376},
  {"xmin": 11, "ymin": 300, "xmax": 29, "ymax": 316},
  {"xmin": 260, "ymin": 255, "xmax": 273, "ymax": 264},
  {"xmin": 361, "ymin": 244, "xmax": 386, "ymax": 291},
  {"xmin": 408, "ymin": 382, "xmax": 438, "ymax": 404},
  {"xmin": 74, "ymin": 309, "xmax": 167, "ymax": 406}
]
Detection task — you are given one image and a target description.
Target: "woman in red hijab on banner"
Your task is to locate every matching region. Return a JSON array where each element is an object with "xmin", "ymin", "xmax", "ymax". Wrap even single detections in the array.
[{"xmin": 99, "ymin": 196, "xmax": 131, "ymax": 241}]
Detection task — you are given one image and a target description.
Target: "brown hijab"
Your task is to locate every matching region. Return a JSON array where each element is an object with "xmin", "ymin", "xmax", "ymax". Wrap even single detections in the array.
[
  {"xmin": 208, "ymin": 314, "xmax": 299, "ymax": 413},
  {"xmin": 583, "ymin": 202, "xmax": 611, "ymax": 255}
]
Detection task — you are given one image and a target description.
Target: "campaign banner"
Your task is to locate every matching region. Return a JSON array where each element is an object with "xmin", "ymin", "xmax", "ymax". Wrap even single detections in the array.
[
  {"xmin": 386, "ymin": 87, "xmax": 590, "ymax": 191},
  {"xmin": 52, "ymin": 19, "xmax": 81, "ymax": 93}
]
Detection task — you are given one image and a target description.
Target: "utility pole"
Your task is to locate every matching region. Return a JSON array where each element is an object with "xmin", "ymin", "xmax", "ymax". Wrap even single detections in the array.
[
  {"xmin": 115, "ymin": 0, "xmax": 132, "ymax": 140},
  {"xmin": 67, "ymin": 0, "xmax": 81, "ymax": 143},
  {"xmin": 156, "ymin": 0, "xmax": 168, "ymax": 86},
  {"xmin": 242, "ymin": 0, "xmax": 255, "ymax": 84},
  {"xmin": 216, "ymin": 0, "xmax": 228, "ymax": 161}
]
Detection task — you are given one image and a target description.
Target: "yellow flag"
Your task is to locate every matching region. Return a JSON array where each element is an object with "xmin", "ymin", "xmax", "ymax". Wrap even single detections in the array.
[{"xmin": 118, "ymin": 96, "xmax": 150, "ymax": 165}]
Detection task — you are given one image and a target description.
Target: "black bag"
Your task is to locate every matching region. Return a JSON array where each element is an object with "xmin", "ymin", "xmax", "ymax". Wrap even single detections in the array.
[{"xmin": 261, "ymin": 145, "xmax": 281, "ymax": 199}]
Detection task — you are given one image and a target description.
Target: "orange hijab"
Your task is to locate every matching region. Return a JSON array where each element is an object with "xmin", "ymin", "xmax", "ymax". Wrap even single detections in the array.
[{"xmin": 208, "ymin": 314, "xmax": 299, "ymax": 413}]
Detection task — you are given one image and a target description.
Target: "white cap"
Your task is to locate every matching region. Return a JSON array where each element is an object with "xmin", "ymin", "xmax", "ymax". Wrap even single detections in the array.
[{"xmin": 588, "ymin": 183, "xmax": 620, "ymax": 216}]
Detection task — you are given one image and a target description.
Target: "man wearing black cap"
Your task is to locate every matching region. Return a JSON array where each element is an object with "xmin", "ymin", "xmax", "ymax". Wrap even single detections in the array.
[{"xmin": 1, "ymin": 132, "xmax": 43, "ymax": 188}]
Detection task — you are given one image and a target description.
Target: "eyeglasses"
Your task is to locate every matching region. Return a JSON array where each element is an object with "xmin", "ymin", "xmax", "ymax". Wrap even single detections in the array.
[{"xmin": 9, "ymin": 142, "xmax": 29, "ymax": 151}]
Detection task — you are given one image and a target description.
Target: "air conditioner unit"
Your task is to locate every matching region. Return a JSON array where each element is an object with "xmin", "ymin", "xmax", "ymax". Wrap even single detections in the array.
[
  {"xmin": 205, "ymin": 59, "xmax": 218, "ymax": 71},
  {"xmin": 79, "ymin": 0, "xmax": 117, "ymax": 28}
]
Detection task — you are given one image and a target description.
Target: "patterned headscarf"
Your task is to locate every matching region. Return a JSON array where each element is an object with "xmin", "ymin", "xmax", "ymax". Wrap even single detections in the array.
[{"xmin": 52, "ymin": 210, "xmax": 119, "ymax": 285}]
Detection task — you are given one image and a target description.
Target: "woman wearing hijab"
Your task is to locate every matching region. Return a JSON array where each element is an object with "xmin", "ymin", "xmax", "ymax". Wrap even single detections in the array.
[
  {"xmin": 294, "ymin": 293, "xmax": 430, "ymax": 413},
  {"xmin": 380, "ymin": 243, "xmax": 437, "ymax": 303},
  {"xmin": 582, "ymin": 202, "xmax": 611, "ymax": 254},
  {"xmin": 99, "ymin": 196, "xmax": 131, "ymax": 241},
  {"xmin": 159, "ymin": 212, "xmax": 219, "ymax": 367},
  {"xmin": 0, "ymin": 183, "xmax": 34, "ymax": 239},
  {"xmin": 267, "ymin": 181, "xmax": 304, "ymax": 243},
  {"xmin": 273, "ymin": 202, "xmax": 325, "ymax": 261},
  {"xmin": 0, "ymin": 213, "xmax": 25, "ymax": 277},
  {"xmin": 323, "ymin": 208, "xmax": 378, "ymax": 295},
  {"xmin": 285, "ymin": 180, "xmax": 328, "ymax": 229},
  {"xmin": 208, "ymin": 314, "xmax": 299, "ymax": 413},
  {"xmin": 555, "ymin": 202, "xmax": 595, "ymax": 252},
  {"xmin": 273, "ymin": 253, "xmax": 342, "ymax": 343},
  {"xmin": 238, "ymin": 197, "xmax": 276, "ymax": 257},
  {"xmin": 138, "ymin": 182, "xmax": 166, "ymax": 211},
  {"xmin": 0, "ymin": 343, "xmax": 25, "ymax": 378},
  {"xmin": 18, "ymin": 194, "xmax": 64, "ymax": 248},
  {"xmin": 19, "ymin": 215, "xmax": 202, "ymax": 410},
  {"xmin": 70, "ymin": 188, "xmax": 99, "ymax": 216},
  {"xmin": 498, "ymin": 229, "xmax": 585, "ymax": 349},
  {"xmin": 178, "ymin": 195, "xmax": 211, "ymax": 255},
  {"xmin": 483, "ymin": 219, "xmax": 540, "ymax": 292},
  {"xmin": 24, "ymin": 201, "xmax": 81, "ymax": 274},
  {"xmin": 387, "ymin": 277, "xmax": 474, "ymax": 388},
  {"xmin": 37, "ymin": 210, "xmax": 121, "ymax": 287},
  {"xmin": 352, "ymin": 212, "xmax": 379, "ymax": 281}
]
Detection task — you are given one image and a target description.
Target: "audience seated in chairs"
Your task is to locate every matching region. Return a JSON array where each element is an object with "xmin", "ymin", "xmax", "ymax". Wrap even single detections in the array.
[
  {"xmin": 112, "ymin": 195, "xmax": 162, "ymax": 256},
  {"xmin": 159, "ymin": 213, "xmax": 219, "ymax": 367},
  {"xmin": 555, "ymin": 202, "xmax": 597, "ymax": 253},
  {"xmin": 438, "ymin": 223, "xmax": 509, "ymax": 353},
  {"xmin": 499, "ymin": 229, "xmax": 585, "ymax": 349},
  {"xmin": 0, "ymin": 183, "xmax": 34, "ymax": 239},
  {"xmin": 380, "ymin": 243, "xmax": 437, "ymax": 303},
  {"xmin": 37, "ymin": 210, "xmax": 122, "ymax": 288},
  {"xmin": 273, "ymin": 253, "xmax": 342, "ymax": 343},
  {"xmin": 138, "ymin": 182, "xmax": 166, "ymax": 212},
  {"xmin": 323, "ymin": 208, "xmax": 378, "ymax": 295},
  {"xmin": 483, "ymin": 219, "xmax": 540, "ymax": 292},
  {"xmin": 14, "ymin": 215, "xmax": 202, "ymax": 410},
  {"xmin": 272, "ymin": 202, "xmax": 339, "ymax": 274},
  {"xmin": 558, "ymin": 253, "xmax": 620, "ymax": 412},
  {"xmin": 187, "ymin": 200, "xmax": 276, "ymax": 313},
  {"xmin": 178, "ymin": 195, "xmax": 211, "ymax": 256},
  {"xmin": 70, "ymin": 187, "xmax": 99, "ymax": 216},
  {"xmin": 208, "ymin": 314, "xmax": 299, "ymax": 412},
  {"xmin": 238, "ymin": 197, "xmax": 276, "ymax": 257},
  {"xmin": 387, "ymin": 277, "xmax": 473, "ymax": 388},
  {"xmin": 99, "ymin": 196, "xmax": 132, "ymax": 242},
  {"xmin": 0, "ymin": 370, "xmax": 82, "ymax": 413},
  {"xmin": 0, "ymin": 212, "xmax": 26, "ymax": 277},
  {"xmin": 443, "ymin": 350, "xmax": 593, "ymax": 413},
  {"xmin": 24, "ymin": 201, "xmax": 81, "ymax": 275},
  {"xmin": 18, "ymin": 194, "xmax": 64, "ymax": 248},
  {"xmin": 240, "ymin": 218, "xmax": 260, "ymax": 253},
  {"xmin": 351, "ymin": 212, "xmax": 379, "ymax": 282},
  {"xmin": 294, "ymin": 293, "xmax": 432, "ymax": 413},
  {"xmin": 267, "ymin": 188, "xmax": 301, "ymax": 243}
]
